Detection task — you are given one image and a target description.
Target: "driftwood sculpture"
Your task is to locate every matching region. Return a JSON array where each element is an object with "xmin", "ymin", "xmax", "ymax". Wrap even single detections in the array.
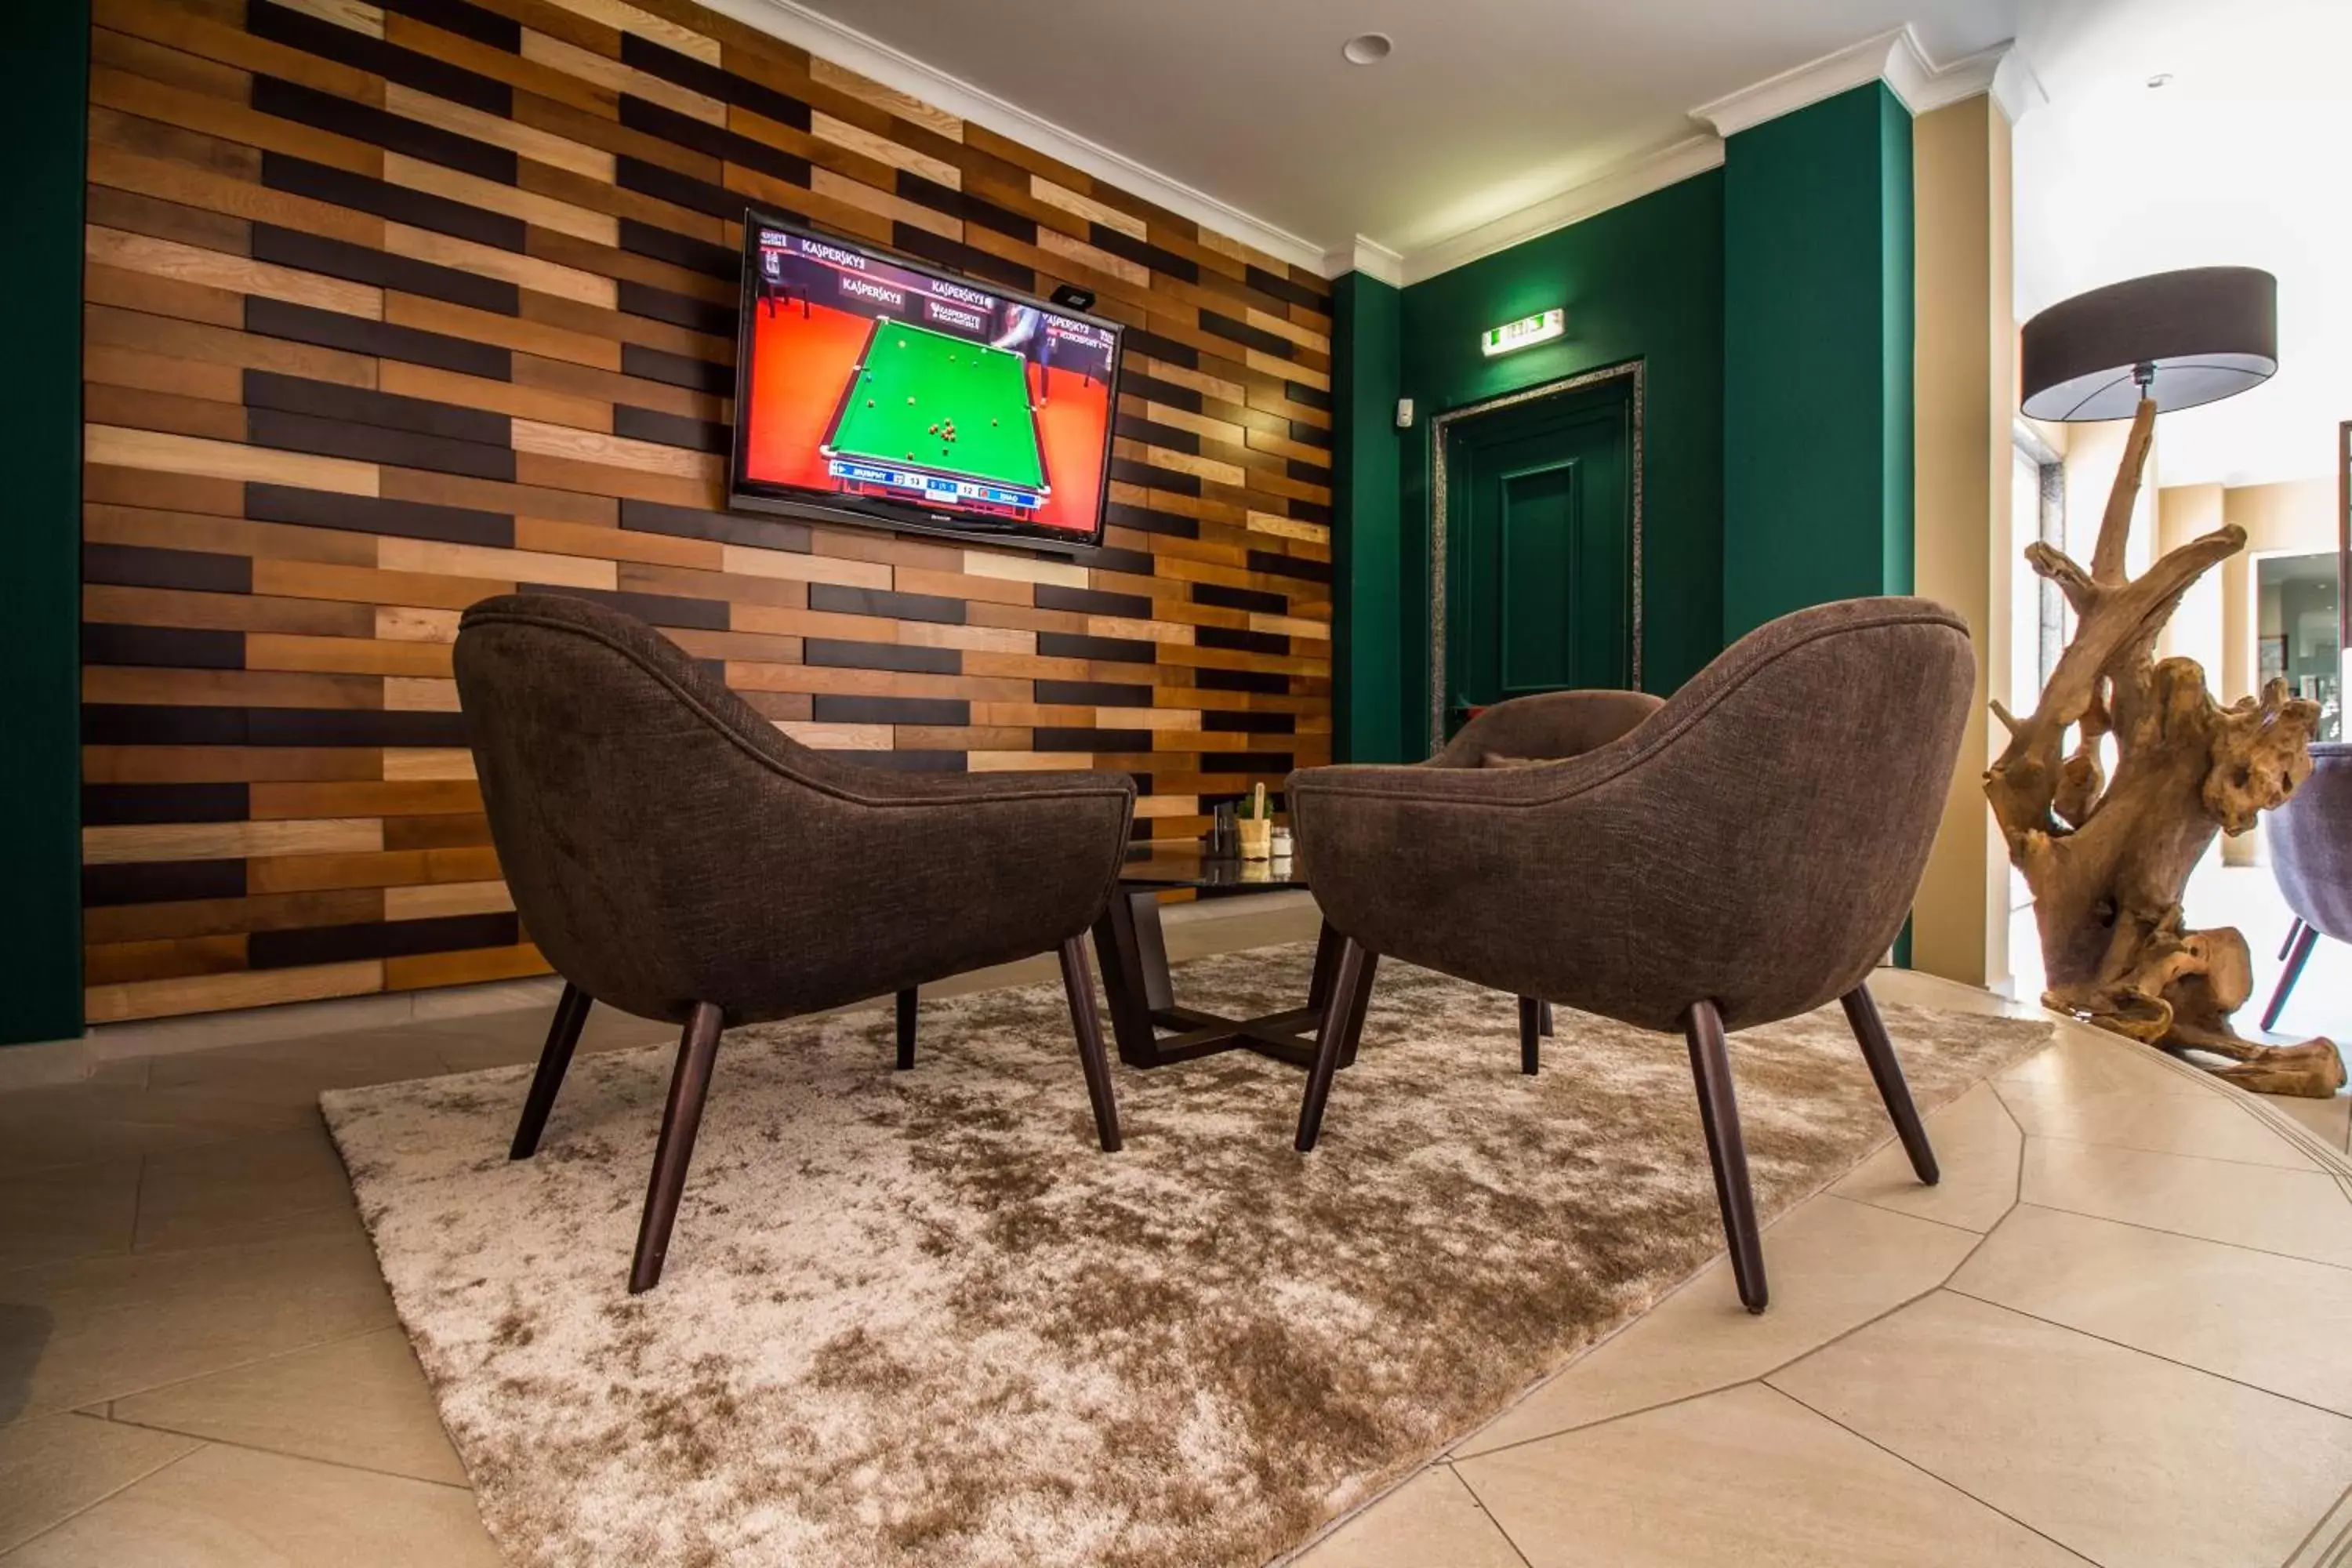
[{"xmin": 1986, "ymin": 395, "xmax": 2345, "ymax": 1097}]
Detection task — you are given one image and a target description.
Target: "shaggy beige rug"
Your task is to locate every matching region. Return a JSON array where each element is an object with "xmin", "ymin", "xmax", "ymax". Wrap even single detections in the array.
[{"xmin": 322, "ymin": 943, "xmax": 2051, "ymax": 1568}]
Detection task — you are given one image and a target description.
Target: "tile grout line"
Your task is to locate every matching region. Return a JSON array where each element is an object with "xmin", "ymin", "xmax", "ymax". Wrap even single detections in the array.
[
  {"xmin": 2029, "ymin": 1128, "xmax": 2342, "ymax": 1175},
  {"xmin": 92, "ymin": 1410, "xmax": 474, "ymax": 1494},
  {"xmin": 1449, "ymin": 1069, "xmax": 2032, "ymax": 1468},
  {"xmin": 1824, "ymin": 1189, "xmax": 1998, "ymax": 1239},
  {"xmin": 1940, "ymin": 1284, "xmax": 2352, "ymax": 1426},
  {"xmin": 2279, "ymin": 1475, "xmax": 2352, "ymax": 1568},
  {"xmin": 1763, "ymin": 1370, "xmax": 2105, "ymax": 1566},
  {"xmin": 0, "ymin": 1436, "xmax": 209, "ymax": 1560},
  {"xmin": 1999, "ymin": 1196, "xmax": 2352, "ymax": 1275},
  {"xmin": 24, "ymin": 1319, "xmax": 404, "ymax": 1431},
  {"xmin": 1438, "ymin": 1461, "xmax": 1537, "ymax": 1568},
  {"xmin": 1454, "ymin": 1200, "xmax": 2015, "ymax": 1466}
]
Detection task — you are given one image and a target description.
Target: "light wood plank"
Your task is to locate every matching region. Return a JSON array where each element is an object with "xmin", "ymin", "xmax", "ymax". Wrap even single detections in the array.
[
  {"xmin": 1247, "ymin": 510, "xmax": 1329, "ymax": 544},
  {"xmin": 86, "ymin": 226, "xmax": 381, "ymax": 318},
  {"xmin": 383, "ymin": 878, "xmax": 514, "ymax": 920},
  {"xmin": 246, "ymin": 633, "xmax": 455, "ymax": 677},
  {"xmin": 775, "ymin": 721, "xmax": 891, "ymax": 750},
  {"xmin": 809, "ymin": 57, "xmax": 961, "ymax": 141},
  {"xmin": 385, "ymin": 222, "xmax": 618, "ymax": 308},
  {"xmin": 85, "ymin": 426, "xmax": 379, "ymax": 496},
  {"xmin": 540, "ymin": 0, "xmax": 718, "ymax": 62},
  {"xmin": 382, "ymin": 748, "xmax": 477, "ymax": 781},
  {"xmin": 1037, "ymin": 227, "xmax": 1147, "ymax": 289},
  {"xmin": 83, "ymin": 818, "xmax": 385, "ymax": 866},
  {"xmin": 383, "ymin": 82, "xmax": 615, "ymax": 182},
  {"xmin": 968, "ymin": 750, "xmax": 1089, "ymax": 771},
  {"xmin": 1029, "ymin": 176, "xmax": 1146, "ymax": 241},
  {"xmin": 521, "ymin": 29, "xmax": 723, "ymax": 123},
  {"xmin": 383, "ymin": 677, "xmax": 462, "ymax": 710},
  {"xmin": 808, "ymin": 166, "xmax": 960, "ymax": 241},
  {"xmin": 384, "ymin": 152, "xmax": 618, "ymax": 245},
  {"xmin": 377, "ymin": 361, "xmax": 611, "ymax": 431},
  {"xmin": 85, "ymin": 960, "xmax": 385, "ymax": 1025},
  {"xmin": 960, "ymin": 549, "xmax": 1086, "ymax": 590},
  {"xmin": 510, "ymin": 417, "xmax": 720, "ymax": 481},
  {"xmin": 271, "ymin": 0, "xmax": 383, "ymax": 36},
  {"xmin": 376, "ymin": 535, "xmax": 618, "ymax": 590},
  {"xmin": 719, "ymin": 543, "xmax": 890, "ymax": 590},
  {"xmin": 808, "ymin": 110, "xmax": 958, "ymax": 189}
]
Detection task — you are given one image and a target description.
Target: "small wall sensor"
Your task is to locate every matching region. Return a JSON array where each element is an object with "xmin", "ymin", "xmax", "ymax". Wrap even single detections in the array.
[{"xmin": 1395, "ymin": 397, "xmax": 1414, "ymax": 428}]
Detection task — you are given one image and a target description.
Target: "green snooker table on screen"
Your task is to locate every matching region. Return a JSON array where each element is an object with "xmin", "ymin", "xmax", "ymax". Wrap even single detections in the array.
[{"xmin": 819, "ymin": 318, "xmax": 1051, "ymax": 517}]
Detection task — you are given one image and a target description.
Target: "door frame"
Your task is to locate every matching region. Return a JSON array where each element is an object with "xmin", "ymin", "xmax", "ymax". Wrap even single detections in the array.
[{"xmin": 1428, "ymin": 359, "xmax": 1646, "ymax": 751}]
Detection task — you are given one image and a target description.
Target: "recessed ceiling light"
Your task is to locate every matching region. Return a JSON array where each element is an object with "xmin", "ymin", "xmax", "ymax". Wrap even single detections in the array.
[
  {"xmin": 2147, "ymin": 71, "xmax": 2173, "ymax": 88},
  {"xmin": 1341, "ymin": 33, "xmax": 1392, "ymax": 66}
]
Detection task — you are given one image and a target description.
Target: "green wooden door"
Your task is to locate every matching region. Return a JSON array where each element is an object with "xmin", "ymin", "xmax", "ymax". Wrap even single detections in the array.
[{"xmin": 1443, "ymin": 383, "xmax": 1633, "ymax": 735}]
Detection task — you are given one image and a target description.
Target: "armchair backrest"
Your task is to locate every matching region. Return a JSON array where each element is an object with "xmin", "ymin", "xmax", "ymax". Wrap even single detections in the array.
[
  {"xmin": 1608, "ymin": 597, "xmax": 1973, "ymax": 1024},
  {"xmin": 452, "ymin": 593, "xmax": 890, "ymax": 1022},
  {"xmin": 2273, "ymin": 741, "xmax": 2352, "ymax": 941}
]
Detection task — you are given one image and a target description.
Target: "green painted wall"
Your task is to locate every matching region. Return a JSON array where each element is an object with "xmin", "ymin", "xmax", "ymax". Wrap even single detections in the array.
[
  {"xmin": 1330, "ymin": 272, "xmax": 1405, "ymax": 763},
  {"xmin": 1721, "ymin": 82, "xmax": 1915, "ymax": 641},
  {"xmin": 2, "ymin": 0, "xmax": 89, "ymax": 1046},
  {"xmin": 1393, "ymin": 169, "xmax": 1727, "ymax": 753}
]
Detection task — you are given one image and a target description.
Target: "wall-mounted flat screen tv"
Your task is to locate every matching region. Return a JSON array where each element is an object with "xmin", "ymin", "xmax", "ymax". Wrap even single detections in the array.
[{"xmin": 728, "ymin": 210, "xmax": 1124, "ymax": 554}]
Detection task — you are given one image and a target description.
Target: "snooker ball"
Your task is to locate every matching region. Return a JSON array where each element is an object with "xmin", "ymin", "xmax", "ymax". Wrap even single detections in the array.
[
  {"xmin": 908, "ymin": 396, "xmax": 917, "ymax": 405},
  {"xmin": 928, "ymin": 423, "xmax": 938, "ymax": 434},
  {"xmin": 866, "ymin": 398, "xmax": 874, "ymax": 408},
  {"xmin": 990, "ymin": 417, "xmax": 998, "ymax": 426}
]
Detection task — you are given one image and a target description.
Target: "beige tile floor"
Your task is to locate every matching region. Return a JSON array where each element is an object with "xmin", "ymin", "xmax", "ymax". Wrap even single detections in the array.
[{"xmin": 2, "ymin": 895, "xmax": 2349, "ymax": 1567}]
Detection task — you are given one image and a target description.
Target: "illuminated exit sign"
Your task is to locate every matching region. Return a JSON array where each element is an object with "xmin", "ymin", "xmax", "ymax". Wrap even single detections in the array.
[{"xmin": 1481, "ymin": 307, "xmax": 1565, "ymax": 356}]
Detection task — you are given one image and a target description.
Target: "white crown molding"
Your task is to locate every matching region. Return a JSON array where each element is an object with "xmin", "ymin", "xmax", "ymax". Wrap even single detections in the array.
[
  {"xmin": 1692, "ymin": 26, "xmax": 1912, "ymax": 137},
  {"xmin": 1401, "ymin": 136, "xmax": 1725, "ymax": 285},
  {"xmin": 1690, "ymin": 24, "xmax": 2020, "ymax": 135},
  {"xmin": 700, "ymin": 0, "xmax": 1327, "ymax": 275},
  {"xmin": 1323, "ymin": 236, "xmax": 1405, "ymax": 288},
  {"xmin": 1990, "ymin": 49, "xmax": 2049, "ymax": 125}
]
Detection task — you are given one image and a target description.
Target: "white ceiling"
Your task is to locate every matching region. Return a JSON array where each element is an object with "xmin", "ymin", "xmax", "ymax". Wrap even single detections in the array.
[
  {"xmin": 2014, "ymin": 0, "xmax": 2352, "ymax": 488},
  {"xmin": 735, "ymin": 0, "xmax": 2344, "ymax": 488},
  {"xmin": 756, "ymin": 0, "xmax": 2016, "ymax": 267}
]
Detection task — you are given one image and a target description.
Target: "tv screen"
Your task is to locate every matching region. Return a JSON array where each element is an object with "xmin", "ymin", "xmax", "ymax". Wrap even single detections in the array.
[{"xmin": 727, "ymin": 211, "xmax": 1124, "ymax": 554}]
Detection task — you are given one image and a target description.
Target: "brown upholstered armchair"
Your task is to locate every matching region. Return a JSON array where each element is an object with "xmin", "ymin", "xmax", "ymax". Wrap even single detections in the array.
[
  {"xmin": 1287, "ymin": 597, "xmax": 1974, "ymax": 1312},
  {"xmin": 454, "ymin": 594, "xmax": 1134, "ymax": 1292},
  {"xmin": 2263, "ymin": 740, "xmax": 2352, "ymax": 1029}
]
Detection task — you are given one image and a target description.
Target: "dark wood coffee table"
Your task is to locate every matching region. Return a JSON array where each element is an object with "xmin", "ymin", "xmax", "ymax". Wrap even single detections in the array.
[{"xmin": 1090, "ymin": 845, "xmax": 1377, "ymax": 1070}]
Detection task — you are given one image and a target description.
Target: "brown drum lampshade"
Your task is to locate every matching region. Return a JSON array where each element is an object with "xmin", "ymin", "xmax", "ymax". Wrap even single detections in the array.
[{"xmin": 2020, "ymin": 266, "xmax": 2278, "ymax": 421}]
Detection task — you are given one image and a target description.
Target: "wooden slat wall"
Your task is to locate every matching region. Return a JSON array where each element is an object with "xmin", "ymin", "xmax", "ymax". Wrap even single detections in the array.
[{"xmin": 78, "ymin": 0, "xmax": 1334, "ymax": 1023}]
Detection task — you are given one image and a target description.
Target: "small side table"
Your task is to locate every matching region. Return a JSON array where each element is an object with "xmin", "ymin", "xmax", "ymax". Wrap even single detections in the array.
[{"xmin": 1090, "ymin": 846, "xmax": 1377, "ymax": 1070}]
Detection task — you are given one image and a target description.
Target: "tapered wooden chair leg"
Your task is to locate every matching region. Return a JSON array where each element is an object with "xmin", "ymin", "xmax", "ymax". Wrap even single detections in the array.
[
  {"xmin": 1518, "ymin": 996, "xmax": 1541, "ymax": 1075},
  {"xmin": 1684, "ymin": 1000, "xmax": 1767, "ymax": 1313},
  {"xmin": 2280, "ymin": 917, "xmax": 2308, "ymax": 961},
  {"xmin": 510, "ymin": 982, "xmax": 592, "ymax": 1160},
  {"xmin": 1336, "ymin": 949, "xmax": 1381, "ymax": 1068},
  {"xmin": 1539, "ymin": 1000, "xmax": 1555, "ymax": 1036},
  {"xmin": 1297, "ymin": 938, "xmax": 1368, "ymax": 1151},
  {"xmin": 629, "ymin": 1002, "xmax": 724, "ymax": 1295},
  {"xmin": 895, "ymin": 987, "xmax": 917, "ymax": 1071},
  {"xmin": 2265, "ymin": 924, "xmax": 2319, "ymax": 1031},
  {"xmin": 1058, "ymin": 937, "xmax": 1122, "ymax": 1152},
  {"xmin": 1839, "ymin": 983, "xmax": 1939, "ymax": 1185}
]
